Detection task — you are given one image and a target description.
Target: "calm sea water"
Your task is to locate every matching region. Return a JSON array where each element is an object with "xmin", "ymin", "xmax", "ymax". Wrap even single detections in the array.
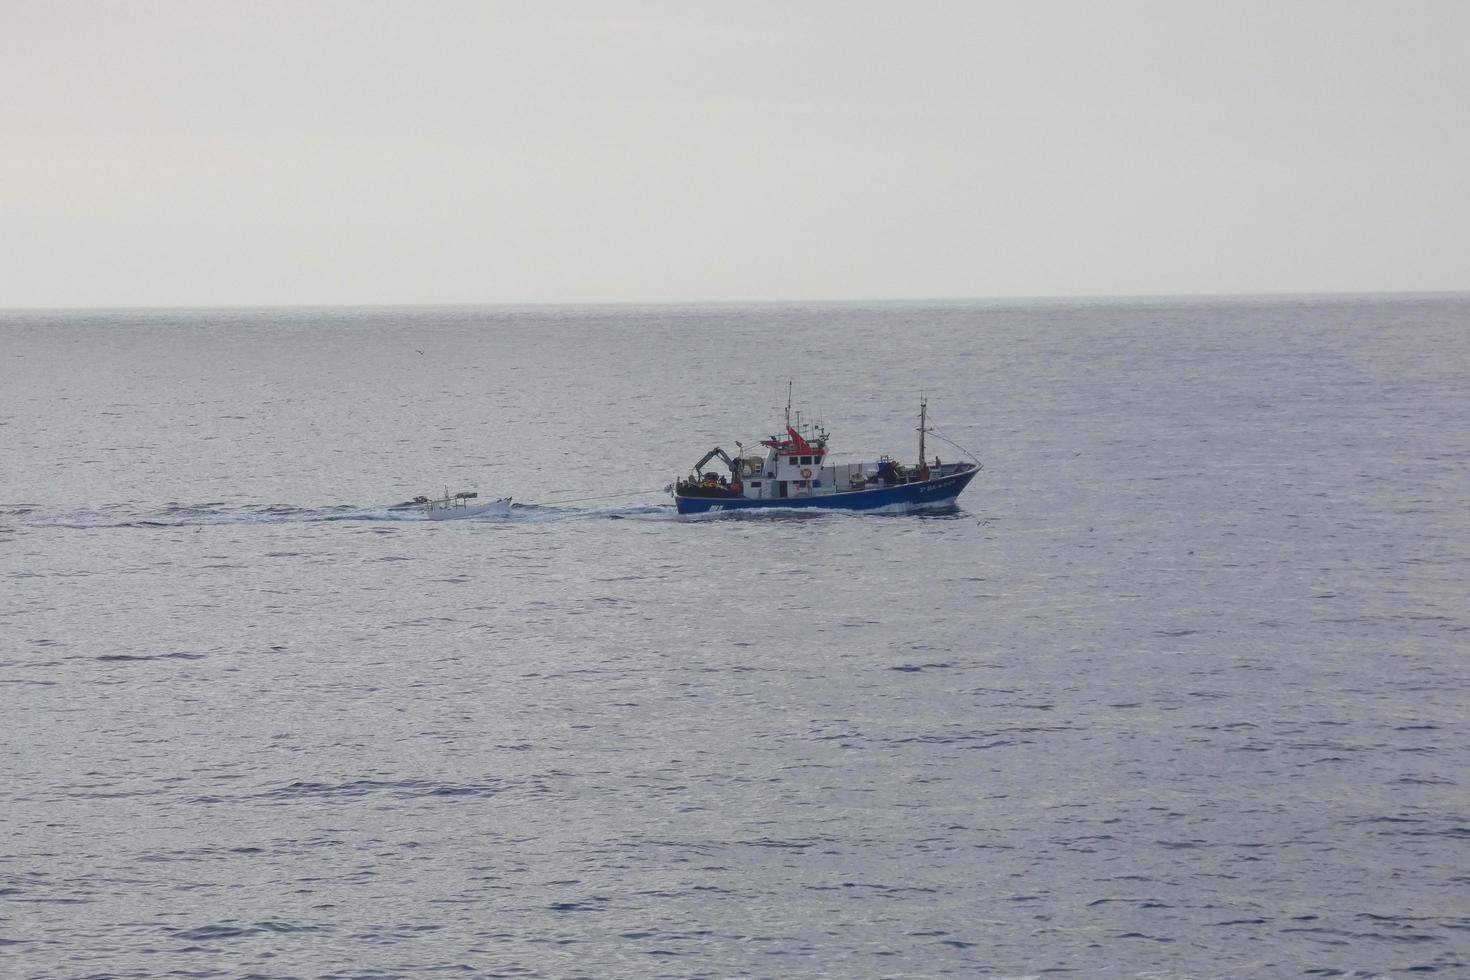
[{"xmin": 2, "ymin": 296, "xmax": 1467, "ymax": 979}]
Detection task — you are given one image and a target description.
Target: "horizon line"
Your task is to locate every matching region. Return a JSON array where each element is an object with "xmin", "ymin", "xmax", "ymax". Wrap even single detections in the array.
[{"xmin": 3, "ymin": 287, "xmax": 1468, "ymax": 315}]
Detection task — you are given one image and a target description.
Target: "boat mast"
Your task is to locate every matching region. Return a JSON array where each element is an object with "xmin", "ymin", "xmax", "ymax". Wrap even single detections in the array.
[{"xmin": 918, "ymin": 396, "xmax": 928, "ymax": 465}]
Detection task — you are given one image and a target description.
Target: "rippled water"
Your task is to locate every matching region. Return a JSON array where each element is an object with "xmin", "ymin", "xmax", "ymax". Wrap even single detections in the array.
[{"xmin": 3, "ymin": 297, "xmax": 1467, "ymax": 978}]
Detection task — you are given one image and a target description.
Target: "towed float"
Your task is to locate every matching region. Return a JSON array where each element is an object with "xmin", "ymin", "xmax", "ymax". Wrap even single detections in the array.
[{"xmin": 390, "ymin": 489, "xmax": 513, "ymax": 520}]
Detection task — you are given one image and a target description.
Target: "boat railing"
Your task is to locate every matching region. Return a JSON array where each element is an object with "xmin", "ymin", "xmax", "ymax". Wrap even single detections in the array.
[
  {"xmin": 817, "ymin": 460, "xmax": 972, "ymax": 490},
  {"xmin": 428, "ymin": 489, "xmax": 479, "ymax": 512}
]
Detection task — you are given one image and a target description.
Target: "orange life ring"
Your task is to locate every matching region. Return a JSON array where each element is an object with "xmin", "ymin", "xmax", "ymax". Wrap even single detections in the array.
[{"xmin": 800, "ymin": 468, "xmax": 812, "ymax": 479}]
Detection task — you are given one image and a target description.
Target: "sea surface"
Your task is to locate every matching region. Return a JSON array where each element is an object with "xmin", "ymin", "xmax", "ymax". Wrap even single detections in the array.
[{"xmin": 2, "ymin": 296, "xmax": 1467, "ymax": 979}]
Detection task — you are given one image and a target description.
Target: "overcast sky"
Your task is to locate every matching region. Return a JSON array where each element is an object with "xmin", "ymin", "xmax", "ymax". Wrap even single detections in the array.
[{"xmin": 2, "ymin": 1, "xmax": 1466, "ymax": 308}]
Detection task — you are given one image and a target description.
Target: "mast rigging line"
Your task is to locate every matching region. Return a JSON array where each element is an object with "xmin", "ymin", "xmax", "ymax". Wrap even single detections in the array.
[{"xmin": 927, "ymin": 425, "xmax": 984, "ymax": 467}]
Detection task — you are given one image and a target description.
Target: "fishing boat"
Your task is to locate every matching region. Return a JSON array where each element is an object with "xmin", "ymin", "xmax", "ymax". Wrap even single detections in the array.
[
  {"xmin": 391, "ymin": 490, "xmax": 513, "ymax": 520},
  {"xmin": 672, "ymin": 392, "xmax": 979, "ymax": 515}
]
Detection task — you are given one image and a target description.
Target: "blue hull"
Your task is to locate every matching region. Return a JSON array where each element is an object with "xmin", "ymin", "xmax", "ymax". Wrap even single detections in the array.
[{"xmin": 675, "ymin": 465, "xmax": 979, "ymax": 515}]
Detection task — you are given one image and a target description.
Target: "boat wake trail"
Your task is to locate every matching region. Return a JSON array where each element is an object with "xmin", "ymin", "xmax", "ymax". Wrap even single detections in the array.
[{"xmin": 17, "ymin": 500, "xmax": 679, "ymax": 530}]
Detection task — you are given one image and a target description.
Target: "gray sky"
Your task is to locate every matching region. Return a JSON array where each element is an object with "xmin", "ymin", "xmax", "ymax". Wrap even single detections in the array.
[{"xmin": 3, "ymin": 0, "xmax": 1467, "ymax": 307}]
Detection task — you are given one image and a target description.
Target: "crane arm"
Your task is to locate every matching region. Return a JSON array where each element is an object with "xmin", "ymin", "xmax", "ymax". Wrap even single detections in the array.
[{"xmin": 691, "ymin": 446, "xmax": 736, "ymax": 475}]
